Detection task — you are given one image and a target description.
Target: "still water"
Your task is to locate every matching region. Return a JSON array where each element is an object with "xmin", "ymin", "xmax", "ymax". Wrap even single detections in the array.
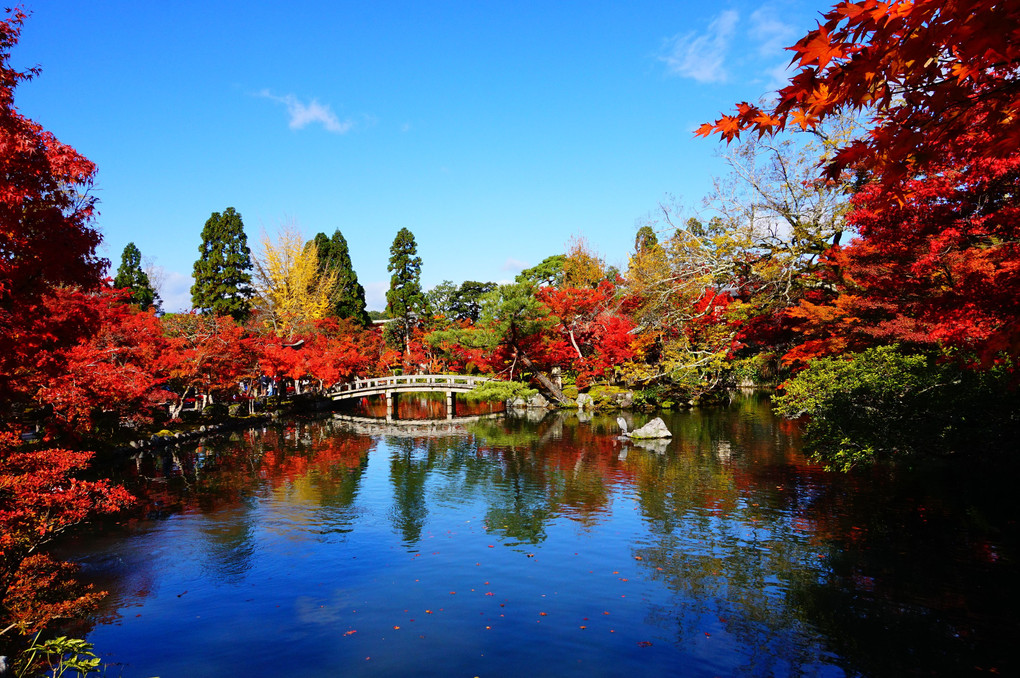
[{"xmin": 60, "ymin": 395, "xmax": 1017, "ymax": 677}]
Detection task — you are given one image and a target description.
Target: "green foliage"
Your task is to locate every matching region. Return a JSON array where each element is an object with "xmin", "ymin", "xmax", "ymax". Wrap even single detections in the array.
[
  {"xmin": 311, "ymin": 229, "xmax": 371, "ymax": 325},
  {"xmin": 451, "ymin": 281, "xmax": 496, "ymax": 322},
  {"xmin": 586, "ymin": 384, "xmax": 631, "ymax": 410},
  {"xmin": 515, "ymin": 255, "xmax": 565, "ymax": 288},
  {"xmin": 774, "ymin": 346, "xmax": 1020, "ymax": 471},
  {"xmin": 112, "ymin": 242, "xmax": 158, "ymax": 310},
  {"xmin": 634, "ymin": 225, "xmax": 658, "ymax": 253},
  {"xmin": 477, "ymin": 283, "xmax": 553, "ymax": 346},
  {"xmin": 191, "ymin": 207, "xmax": 254, "ymax": 321},
  {"xmin": 729, "ymin": 354, "xmax": 781, "ymax": 386},
  {"xmin": 464, "ymin": 380, "xmax": 537, "ymax": 403},
  {"xmin": 425, "ymin": 280, "xmax": 458, "ymax": 319},
  {"xmin": 15, "ymin": 634, "xmax": 101, "ymax": 678},
  {"xmin": 386, "ymin": 228, "xmax": 425, "ymax": 351}
]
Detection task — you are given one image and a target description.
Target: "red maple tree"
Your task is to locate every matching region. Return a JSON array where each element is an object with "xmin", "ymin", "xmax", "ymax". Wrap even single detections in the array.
[
  {"xmin": 698, "ymin": 0, "xmax": 1020, "ymax": 190},
  {"xmin": 0, "ymin": 10, "xmax": 134, "ymax": 643}
]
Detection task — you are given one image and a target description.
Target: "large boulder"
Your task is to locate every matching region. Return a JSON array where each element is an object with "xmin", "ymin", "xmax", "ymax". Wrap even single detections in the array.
[
  {"xmin": 527, "ymin": 393, "xmax": 550, "ymax": 409},
  {"xmin": 627, "ymin": 417, "xmax": 672, "ymax": 439},
  {"xmin": 576, "ymin": 393, "xmax": 594, "ymax": 410}
]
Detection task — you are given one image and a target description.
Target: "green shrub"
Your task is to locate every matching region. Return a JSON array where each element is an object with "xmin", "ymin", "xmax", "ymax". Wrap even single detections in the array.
[
  {"xmin": 774, "ymin": 345, "xmax": 1020, "ymax": 471},
  {"xmin": 464, "ymin": 380, "xmax": 537, "ymax": 403}
]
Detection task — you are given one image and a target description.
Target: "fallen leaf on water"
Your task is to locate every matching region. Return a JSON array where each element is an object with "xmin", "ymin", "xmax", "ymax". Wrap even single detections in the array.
[
  {"xmin": 637, "ymin": 641, "xmax": 653, "ymax": 647},
  {"xmin": 344, "ymin": 630, "xmax": 357, "ymax": 636},
  {"xmin": 393, "ymin": 626, "xmax": 400, "ymax": 630}
]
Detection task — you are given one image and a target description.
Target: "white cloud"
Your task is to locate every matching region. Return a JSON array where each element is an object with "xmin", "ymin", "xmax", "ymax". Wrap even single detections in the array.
[
  {"xmin": 259, "ymin": 90, "xmax": 354, "ymax": 133},
  {"xmin": 363, "ymin": 281, "xmax": 388, "ymax": 311},
  {"xmin": 749, "ymin": 8, "xmax": 798, "ymax": 59},
  {"xmin": 501, "ymin": 257, "xmax": 529, "ymax": 273},
  {"xmin": 660, "ymin": 10, "xmax": 739, "ymax": 83},
  {"xmin": 161, "ymin": 270, "xmax": 193, "ymax": 313}
]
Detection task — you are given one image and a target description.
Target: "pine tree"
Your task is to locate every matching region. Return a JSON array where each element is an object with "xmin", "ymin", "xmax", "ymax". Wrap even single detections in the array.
[
  {"xmin": 311, "ymin": 229, "xmax": 371, "ymax": 325},
  {"xmin": 191, "ymin": 207, "xmax": 254, "ymax": 321},
  {"xmin": 386, "ymin": 227, "xmax": 424, "ymax": 353},
  {"xmin": 113, "ymin": 242, "xmax": 159, "ymax": 310}
]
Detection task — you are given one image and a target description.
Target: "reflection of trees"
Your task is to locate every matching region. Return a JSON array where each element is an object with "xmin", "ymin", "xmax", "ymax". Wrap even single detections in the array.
[
  {"xmin": 387, "ymin": 437, "xmax": 432, "ymax": 544},
  {"xmin": 627, "ymin": 396, "xmax": 1019, "ymax": 677},
  {"xmin": 784, "ymin": 461, "xmax": 1020, "ymax": 677},
  {"xmin": 83, "ymin": 419, "xmax": 372, "ymax": 612},
  {"xmin": 631, "ymin": 451, "xmax": 833, "ymax": 673}
]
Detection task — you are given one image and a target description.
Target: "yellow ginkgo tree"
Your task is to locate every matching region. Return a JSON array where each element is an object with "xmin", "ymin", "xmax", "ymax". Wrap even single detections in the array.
[{"xmin": 253, "ymin": 223, "xmax": 339, "ymax": 339}]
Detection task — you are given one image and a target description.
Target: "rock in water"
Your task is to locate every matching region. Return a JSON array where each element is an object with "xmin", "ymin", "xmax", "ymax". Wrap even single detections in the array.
[
  {"xmin": 577, "ymin": 393, "xmax": 594, "ymax": 410},
  {"xmin": 627, "ymin": 417, "xmax": 672, "ymax": 439},
  {"xmin": 616, "ymin": 416, "xmax": 629, "ymax": 435},
  {"xmin": 527, "ymin": 393, "xmax": 550, "ymax": 409}
]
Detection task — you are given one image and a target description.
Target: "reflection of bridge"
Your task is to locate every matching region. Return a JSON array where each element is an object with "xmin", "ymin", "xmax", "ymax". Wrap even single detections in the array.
[
  {"xmin": 328, "ymin": 375, "xmax": 489, "ymax": 420},
  {"xmin": 332, "ymin": 413, "xmax": 499, "ymax": 436}
]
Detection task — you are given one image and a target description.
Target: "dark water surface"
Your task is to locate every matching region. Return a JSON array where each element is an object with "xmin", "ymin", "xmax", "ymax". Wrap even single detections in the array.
[{"xmin": 58, "ymin": 395, "xmax": 1017, "ymax": 677}]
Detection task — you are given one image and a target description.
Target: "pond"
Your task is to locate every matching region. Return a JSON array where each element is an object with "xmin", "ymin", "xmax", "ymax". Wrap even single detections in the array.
[{"xmin": 56, "ymin": 394, "xmax": 1017, "ymax": 677}]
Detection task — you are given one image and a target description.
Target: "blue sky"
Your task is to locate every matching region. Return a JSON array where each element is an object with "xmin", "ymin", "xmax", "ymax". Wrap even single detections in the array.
[{"xmin": 14, "ymin": 1, "xmax": 830, "ymax": 311}]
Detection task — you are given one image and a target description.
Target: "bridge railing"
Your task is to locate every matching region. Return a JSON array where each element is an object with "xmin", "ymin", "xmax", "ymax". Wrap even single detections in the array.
[{"xmin": 330, "ymin": 374, "xmax": 489, "ymax": 396}]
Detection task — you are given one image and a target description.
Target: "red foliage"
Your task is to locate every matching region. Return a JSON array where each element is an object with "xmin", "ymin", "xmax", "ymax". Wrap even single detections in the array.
[
  {"xmin": 33, "ymin": 288, "xmax": 175, "ymax": 435},
  {"xmin": 0, "ymin": 432, "xmax": 133, "ymax": 632},
  {"xmin": 256, "ymin": 318, "xmax": 385, "ymax": 387},
  {"xmin": 778, "ymin": 132, "xmax": 1020, "ymax": 366},
  {"xmin": 699, "ymin": 0, "xmax": 1020, "ymax": 190},
  {"xmin": 163, "ymin": 313, "xmax": 258, "ymax": 407},
  {"xmin": 0, "ymin": 11, "xmax": 137, "ymax": 638},
  {"xmin": 536, "ymin": 282, "xmax": 637, "ymax": 386}
]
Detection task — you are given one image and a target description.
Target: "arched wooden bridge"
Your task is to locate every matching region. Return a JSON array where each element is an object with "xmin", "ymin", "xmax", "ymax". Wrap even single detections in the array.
[{"xmin": 328, "ymin": 374, "xmax": 489, "ymax": 420}]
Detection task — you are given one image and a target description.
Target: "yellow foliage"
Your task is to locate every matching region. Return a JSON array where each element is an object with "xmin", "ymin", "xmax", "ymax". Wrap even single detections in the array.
[
  {"xmin": 562, "ymin": 235, "xmax": 606, "ymax": 289},
  {"xmin": 253, "ymin": 223, "xmax": 339, "ymax": 338}
]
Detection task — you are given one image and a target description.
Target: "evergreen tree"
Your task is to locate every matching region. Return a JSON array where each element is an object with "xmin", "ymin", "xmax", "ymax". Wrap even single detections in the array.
[
  {"xmin": 191, "ymin": 207, "xmax": 254, "ymax": 321},
  {"xmin": 634, "ymin": 225, "xmax": 659, "ymax": 253},
  {"xmin": 451, "ymin": 280, "xmax": 496, "ymax": 322},
  {"xmin": 114, "ymin": 242, "xmax": 159, "ymax": 310},
  {"xmin": 311, "ymin": 229, "xmax": 371, "ymax": 325},
  {"xmin": 386, "ymin": 227, "xmax": 425, "ymax": 353}
]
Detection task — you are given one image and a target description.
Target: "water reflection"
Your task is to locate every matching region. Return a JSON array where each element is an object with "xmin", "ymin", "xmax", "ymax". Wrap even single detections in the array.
[{"xmin": 55, "ymin": 396, "xmax": 1018, "ymax": 678}]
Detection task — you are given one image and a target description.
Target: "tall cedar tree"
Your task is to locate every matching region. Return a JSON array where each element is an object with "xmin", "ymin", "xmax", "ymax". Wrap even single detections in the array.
[
  {"xmin": 312, "ymin": 229, "xmax": 371, "ymax": 326},
  {"xmin": 113, "ymin": 242, "xmax": 158, "ymax": 310},
  {"xmin": 386, "ymin": 228, "xmax": 425, "ymax": 354},
  {"xmin": 1, "ymin": 9, "xmax": 133, "ymax": 653},
  {"xmin": 191, "ymin": 207, "xmax": 254, "ymax": 321}
]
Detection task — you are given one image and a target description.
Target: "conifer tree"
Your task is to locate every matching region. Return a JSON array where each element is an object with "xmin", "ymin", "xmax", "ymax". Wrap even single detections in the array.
[
  {"xmin": 386, "ymin": 227, "xmax": 425, "ymax": 354},
  {"xmin": 191, "ymin": 207, "xmax": 254, "ymax": 321},
  {"xmin": 113, "ymin": 242, "xmax": 159, "ymax": 311},
  {"xmin": 311, "ymin": 229, "xmax": 371, "ymax": 326}
]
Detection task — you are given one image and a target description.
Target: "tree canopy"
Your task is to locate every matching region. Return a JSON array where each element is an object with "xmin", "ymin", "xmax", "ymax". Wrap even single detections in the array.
[
  {"xmin": 113, "ymin": 242, "xmax": 159, "ymax": 311},
  {"xmin": 697, "ymin": 0, "xmax": 1020, "ymax": 189},
  {"xmin": 311, "ymin": 229, "xmax": 371, "ymax": 326},
  {"xmin": 191, "ymin": 207, "xmax": 254, "ymax": 321},
  {"xmin": 386, "ymin": 228, "xmax": 425, "ymax": 354}
]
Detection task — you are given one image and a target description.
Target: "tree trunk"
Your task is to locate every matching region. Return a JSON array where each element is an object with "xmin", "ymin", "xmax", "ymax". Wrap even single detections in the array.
[{"xmin": 518, "ymin": 352, "xmax": 570, "ymax": 404}]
